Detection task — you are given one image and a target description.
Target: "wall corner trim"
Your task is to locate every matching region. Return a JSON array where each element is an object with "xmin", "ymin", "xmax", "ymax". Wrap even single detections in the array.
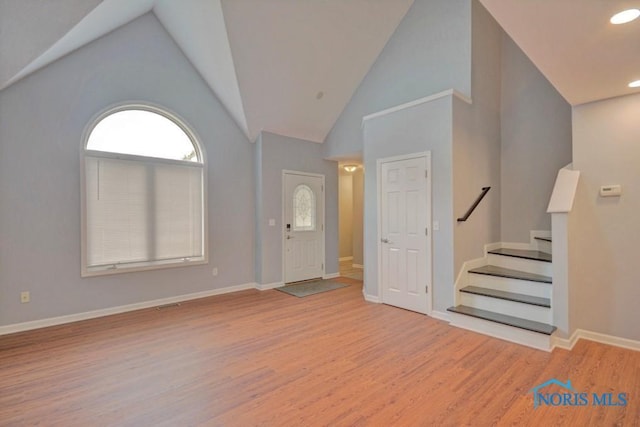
[
  {"xmin": 363, "ymin": 292, "xmax": 381, "ymax": 304},
  {"xmin": 255, "ymin": 282, "xmax": 284, "ymax": 291},
  {"xmin": 552, "ymin": 329, "xmax": 640, "ymax": 352},
  {"xmin": 431, "ymin": 310, "xmax": 451, "ymax": 323},
  {"xmin": 361, "ymin": 88, "xmax": 472, "ymax": 126}
]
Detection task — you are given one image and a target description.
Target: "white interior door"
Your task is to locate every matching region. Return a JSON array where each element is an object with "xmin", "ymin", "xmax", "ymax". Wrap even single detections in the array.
[
  {"xmin": 284, "ymin": 172, "xmax": 324, "ymax": 283},
  {"xmin": 379, "ymin": 154, "xmax": 430, "ymax": 314}
]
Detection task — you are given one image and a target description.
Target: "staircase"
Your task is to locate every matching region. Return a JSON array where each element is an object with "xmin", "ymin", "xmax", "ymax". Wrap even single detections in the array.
[{"xmin": 447, "ymin": 234, "xmax": 556, "ymax": 351}]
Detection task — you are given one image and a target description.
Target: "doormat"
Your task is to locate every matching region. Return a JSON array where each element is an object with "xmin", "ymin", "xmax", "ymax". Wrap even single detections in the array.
[{"xmin": 276, "ymin": 280, "xmax": 348, "ymax": 298}]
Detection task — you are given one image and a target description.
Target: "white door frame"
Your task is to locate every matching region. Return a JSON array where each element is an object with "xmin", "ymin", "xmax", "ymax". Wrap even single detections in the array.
[
  {"xmin": 376, "ymin": 152, "xmax": 432, "ymax": 315},
  {"xmin": 282, "ymin": 170, "xmax": 326, "ymax": 283}
]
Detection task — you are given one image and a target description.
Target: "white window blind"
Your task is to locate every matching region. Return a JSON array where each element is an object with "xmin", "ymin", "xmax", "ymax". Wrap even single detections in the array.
[
  {"xmin": 82, "ymin": 105, "xmax": 206, "ymax": 276},
  {"xmin": 85, "ymin": 156, "xmax": 204, "ymax": 269}
]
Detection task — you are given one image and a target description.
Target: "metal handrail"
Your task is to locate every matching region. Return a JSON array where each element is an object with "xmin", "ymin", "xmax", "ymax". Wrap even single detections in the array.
[{"xmin": 457, "ymin": 187, "xmax": 491, "ymax": 222}]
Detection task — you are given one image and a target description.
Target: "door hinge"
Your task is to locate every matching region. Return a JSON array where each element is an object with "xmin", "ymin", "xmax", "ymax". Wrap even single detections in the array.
[
  {"xmin": 425, "ymin": 285, "xmax": 428, "ymax": 293},
  {"xmin": 322, "ymin": 263, "xmax": 324, "ymax": 270},
  {"xmin": 425, "ymin": 170, "xmax": 428, "ymax": 179},
  {"xmin": 321, "ymin": 184, "xmax": 324, "ymax": 192},
  {"xmin": 425, "ymin": 227, "xmax": 428, "ymax": 236}
]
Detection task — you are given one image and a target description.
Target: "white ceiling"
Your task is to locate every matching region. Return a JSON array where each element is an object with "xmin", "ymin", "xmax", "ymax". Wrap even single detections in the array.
[
  {"xmin": 0, "ymin": 0, "xmax": 412, "ymax": 143},
  {"xmin": 220, "ymin": 0, "xmax": 413, "ymax": 142},
  {"xmin": 480, "ymin": 0, "xmax": 640, "ymax": 106},
  {"xmin": 2, "ymin": 0, "xmax": 639, "ymax": 143}
]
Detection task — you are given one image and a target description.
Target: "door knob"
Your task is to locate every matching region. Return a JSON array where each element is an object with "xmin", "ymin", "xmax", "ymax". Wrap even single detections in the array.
[
  {"xmin": 287, "ymin": 235, "xmax": 295, "ymax": 240},
  {"xmin": 381, "ymin": 238, "xmax": 389, "ymax": 243}
]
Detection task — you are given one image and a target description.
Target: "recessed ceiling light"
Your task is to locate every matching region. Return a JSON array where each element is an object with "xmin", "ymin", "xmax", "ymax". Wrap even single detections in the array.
[
  {"xmin": 629, "ymin": 80, "xmax": 640, "ymax": 88},
  {"xmin": 610, "ymin": 8, "xmax": 640, "ymax": 24}
]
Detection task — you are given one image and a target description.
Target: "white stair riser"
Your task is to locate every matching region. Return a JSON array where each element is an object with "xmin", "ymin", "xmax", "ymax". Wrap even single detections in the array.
[
  {"xmin": 468, "ymin": 274, "xmax": 551, "ymax": 299},
  {"xmin": 535, "ymin": 239, "xmax": 552, "ymax": 254},
  {"xmin": 448, "ymin": 312, "xmax": 553, "ymax": 351},
  {"xmin": 488, "ymin": 254, "xmax": 552, "ymax": 276},
  {"xmin": 459, "ymin": 293, "xmax": 552, "ymax": 324}
]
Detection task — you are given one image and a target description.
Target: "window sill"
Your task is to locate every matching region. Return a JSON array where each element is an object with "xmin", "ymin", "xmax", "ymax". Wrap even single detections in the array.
[{"xmin": 81, "ymin": 257, "xmax": 207, "ymax": 277}]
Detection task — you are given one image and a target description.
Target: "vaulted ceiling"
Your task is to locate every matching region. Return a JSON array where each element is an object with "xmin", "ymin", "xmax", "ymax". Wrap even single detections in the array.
[
  {"xmin": 1, "ymin": 0, "xmax": 639, "ymax": 143},
  {"xmin": 0, "ymin": 0, "xmax": 413, "ymax": 143}
]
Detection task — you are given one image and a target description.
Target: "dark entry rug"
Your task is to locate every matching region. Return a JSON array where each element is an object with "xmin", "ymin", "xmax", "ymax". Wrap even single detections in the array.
[{"xmin": 276, "ymin": 279, "xmax": 348, "ymax": 298}]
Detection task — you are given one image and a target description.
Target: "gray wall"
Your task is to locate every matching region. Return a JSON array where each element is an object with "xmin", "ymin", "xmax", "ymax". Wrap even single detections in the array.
[
  {"xmin": 362, "ymin": 96, "xmax": 454, "ymax": 312},
  {"xmin": 500, "ymin": 35, "xmax": 573, "ymax": 242},
  {"xmin": 324, "ymin": 0, "xmax": 472, "ymax": 159},
  {"xmin": 570, "ymin": 94, "xmax": 640, "ymax": 341},
  {"xmin": 255, "ymin": 132, "xmax": 338, "ymax": 285},
  {"xmin": 0, "ymin": 14, "xmax": 255, "ymax": 326},
  {"xmin": 452, "ymin": 1, "xmax": 502, "ymax": 272}
]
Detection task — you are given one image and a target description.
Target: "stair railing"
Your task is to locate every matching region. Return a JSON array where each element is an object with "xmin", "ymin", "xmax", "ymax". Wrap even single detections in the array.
[{"xmin": 457, "ymin": 187, "xmax": 490, "ymax": 222}]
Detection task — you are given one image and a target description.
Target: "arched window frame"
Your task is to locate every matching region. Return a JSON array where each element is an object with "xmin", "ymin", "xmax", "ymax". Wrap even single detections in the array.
[{"xmin": 80, "ymin": 103, "xmax": 208, "ymax": 276}]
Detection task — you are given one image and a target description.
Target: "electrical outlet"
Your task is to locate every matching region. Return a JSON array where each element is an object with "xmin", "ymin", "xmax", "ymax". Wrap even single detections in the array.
[
  {"xmin": 20, "ymin": 291, "xmax": 30, "ymax": 303},
  {"xmin": 212, "ymin": 267, "xmax": 218, "ymax": 277}
]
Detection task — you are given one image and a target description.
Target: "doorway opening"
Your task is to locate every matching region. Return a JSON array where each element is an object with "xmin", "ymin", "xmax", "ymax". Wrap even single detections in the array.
[{"xmin": 338, "ymin": 162, "xmax": 364, "ymax": 281}]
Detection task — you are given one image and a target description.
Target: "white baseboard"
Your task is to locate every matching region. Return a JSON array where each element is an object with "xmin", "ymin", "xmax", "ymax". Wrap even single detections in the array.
[
  {"xmin": 255, "ymin": 281, "xmax": 283, "ymax": 291},
  {"xmin": 0, "ymin": 282, "xmax": 258, "ymax": 336},
  {"xmin": 484, "ymin": 242, "xmax": 504, "ymax": 253},
  {"xmin": 430, "ymin": 310, "xmax": 451, "ymax": 322},
  {"xmin": 339, "ymin": 256, "xmax": 353, "ymax": 261},
  {"xmin": 363, "ymin": 292, "xmax": 381, "ymax": 303},
  {"xmin": 498, "ymin": 242, "xmax": 532, "ymax": 251},
  {"xmin": 553, "ymin": 329, "xmax": 640, "ymax": 352},
  {"xmin": 323, "ymin": 272, "xmax": 340, "ymax": 280},
  {"xmin": 454, "ymin": 256, "xmax": 486, "ymax": 298},
  {"xmin": 485, "ymin": 241, "xmax": 533, "ymax": 253},
  {"xmin": 352, "ymin": 264, "xmax": 364, "ymax": 269}
]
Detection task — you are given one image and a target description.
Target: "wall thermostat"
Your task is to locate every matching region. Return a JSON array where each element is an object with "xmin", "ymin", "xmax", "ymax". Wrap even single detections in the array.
[{"xmin": 599, "ymin": 185, "xmax": 622, "ymax": 197}]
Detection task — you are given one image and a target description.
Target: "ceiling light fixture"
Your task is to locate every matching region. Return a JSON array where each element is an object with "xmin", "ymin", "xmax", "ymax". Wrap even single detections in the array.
[
  {"xmin": 610, "ymin": 8, "xmax": 640, "ymax": 24},
  {"xmin": 343, "ymin": 165, "xmax": 357, "ymax": 172},
  {"xmin": 629, "ymin": 80, "xmax": 640, "ymax": 88}
]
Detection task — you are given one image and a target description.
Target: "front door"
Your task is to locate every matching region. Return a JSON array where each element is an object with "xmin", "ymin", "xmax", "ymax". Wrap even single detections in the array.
[
  {"xmin": 284, "ymin": 172, "xmax": 324, "ymax": 283},
  {"xmin": 379, "ymin": 154, "xmax": 430, "ymax": 314}
]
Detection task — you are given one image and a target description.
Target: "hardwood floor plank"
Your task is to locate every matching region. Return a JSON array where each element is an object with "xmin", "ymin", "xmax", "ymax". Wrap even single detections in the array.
[{"xmin": 1, "ymin": 278, "xmax": 639, "ymax": 426}]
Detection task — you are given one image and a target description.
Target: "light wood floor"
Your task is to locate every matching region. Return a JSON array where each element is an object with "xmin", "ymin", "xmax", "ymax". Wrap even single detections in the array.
[
  {"xmin": 1, "ymin": 278, "xmax": 638, "ymax": 426},
  {"xmin": 339, "ymin": 259, "xmax": 363, "ymax": 281}
]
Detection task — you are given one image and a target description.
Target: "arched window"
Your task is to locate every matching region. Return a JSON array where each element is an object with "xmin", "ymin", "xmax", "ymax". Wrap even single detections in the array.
[
  {"xmin": 293, "ymin": 184, "xmax": 315, "ymax": 231},
  {"xmin": 82, "ymin": 105, "xmax": 206, "ymax": 276}
]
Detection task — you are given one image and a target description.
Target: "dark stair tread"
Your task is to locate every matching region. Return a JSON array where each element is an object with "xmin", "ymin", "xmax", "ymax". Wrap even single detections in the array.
[
  {"xmin": 488, "ymin": 248, "xmax": 552, "ymax": 263},
  {"xmin": 534, "ymin": 236, "xmax": 552, "ymax": 243},
  {"xmin": 447, "ymin": 305, "xmax": 557, "ymax": 335},
  {"xmin": 460, "ymin": 286, "xmax": 550, "ymax": 307},
  {"xmin": 468, "ymin": 265, "xmax": 552, "ymax": 284}
]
